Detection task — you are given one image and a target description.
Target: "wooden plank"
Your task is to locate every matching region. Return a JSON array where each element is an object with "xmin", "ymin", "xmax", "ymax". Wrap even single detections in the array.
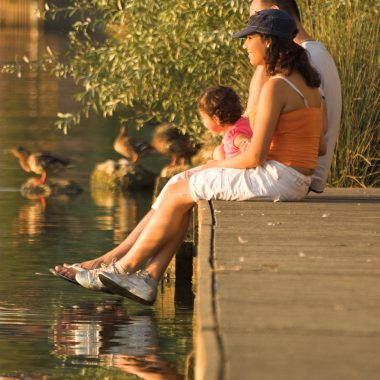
[{"xmin": 195, "ymin": 188, "xmax": 380, "ymax": 379}]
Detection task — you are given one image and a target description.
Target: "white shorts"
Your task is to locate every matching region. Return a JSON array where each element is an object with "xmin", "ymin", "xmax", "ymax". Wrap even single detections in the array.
[
  {"xmin": 151, "ymin": 166, "xmax": 202, "ymax": 209},
  {"xmin": 152, "ymin": 161, "xmax": 311, "ymax": 209},
  {"xmin": 189, "ymin": 161, "xmax": 311, "ymax": 202}
]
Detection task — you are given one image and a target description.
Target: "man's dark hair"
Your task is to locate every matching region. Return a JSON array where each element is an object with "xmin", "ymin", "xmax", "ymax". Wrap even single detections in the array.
[
  {"xmin": 198, "ymin": 86, "xmax": 242, "ymax": 125},
  {"xmin": 261, "ymin": 0, "xmax": 301, "ymax": 21}
]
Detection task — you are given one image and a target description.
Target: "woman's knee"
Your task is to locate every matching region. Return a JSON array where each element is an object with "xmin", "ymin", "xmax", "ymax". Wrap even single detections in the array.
[{"xmin": 164, "ymin": 181, "xmax": 194, "ymax": 206}]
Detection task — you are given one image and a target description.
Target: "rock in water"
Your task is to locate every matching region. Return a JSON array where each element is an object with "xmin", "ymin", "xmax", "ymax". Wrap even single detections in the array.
[
  {"xmin": 91, "ymin": 159, "xmax": 155, "ymax": 191},
  {"xmin": 20, "ymin": 178, "xmax": 83, "ymax": 198}
]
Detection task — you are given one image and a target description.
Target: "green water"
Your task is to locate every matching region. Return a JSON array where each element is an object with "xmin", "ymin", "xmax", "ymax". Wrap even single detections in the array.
[{"xmin": 0, "ymin": 28, "xmax": 193, "ymax": 379}]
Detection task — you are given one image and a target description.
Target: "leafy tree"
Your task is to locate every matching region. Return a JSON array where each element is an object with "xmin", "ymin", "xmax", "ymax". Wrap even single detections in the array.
[
  {"xmin": 38, "ymin": 0, "xmax": 251, "ymax": 138},
  {"xmin": 2, "ymin": 0, "xmax": 379, "ymax": 185}
]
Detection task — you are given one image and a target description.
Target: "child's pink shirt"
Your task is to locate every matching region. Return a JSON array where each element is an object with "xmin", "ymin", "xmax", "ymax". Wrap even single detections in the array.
[{"xmin": 222, "ymin": 117, "xmax": 252, "ymax": 158}]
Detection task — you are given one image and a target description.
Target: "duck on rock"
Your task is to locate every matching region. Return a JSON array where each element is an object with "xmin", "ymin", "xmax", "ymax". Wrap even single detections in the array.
[
  {"xmin": 113, "ymin": 126, "xmax": 155, "ymax": 162},
  {"xmin": 151, "ymin": 124, "xmax": 201, "ymax": 166},
  {"xmin": 9, "ymin": 146, "xmax": 71, "ymax": 185}
]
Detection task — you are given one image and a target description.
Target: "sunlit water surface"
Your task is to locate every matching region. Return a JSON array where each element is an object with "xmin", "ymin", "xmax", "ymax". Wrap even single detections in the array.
[{"xmin": 0, "ymin": 27, "xmax": 193, "ymax": 379}]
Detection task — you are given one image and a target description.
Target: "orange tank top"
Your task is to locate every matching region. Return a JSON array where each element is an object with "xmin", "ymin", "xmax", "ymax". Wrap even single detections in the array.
[
  {"xmin": 249, "ymin": 77, "xmax": 323, "ymax": 170},
  {"xmin": 249, "ymin": 107, "xmax": 323, "ymax": 169}
]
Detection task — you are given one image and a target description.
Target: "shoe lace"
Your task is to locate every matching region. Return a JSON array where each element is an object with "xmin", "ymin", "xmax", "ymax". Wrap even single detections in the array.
[
  {"xmin": 90, "ymin": 259, "xmax": 117, "ymax": 277},
  {"xmin": 137, "ymin": 270, "xmax": 156, "ymax": 284},
  {"xmin": 136, "ymin": 269, "xmax": 149, "ymax": 279}
]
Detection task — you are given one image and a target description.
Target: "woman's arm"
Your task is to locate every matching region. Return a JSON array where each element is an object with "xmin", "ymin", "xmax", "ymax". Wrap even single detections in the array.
[{"xmin": 207, "ymin": 80, "xmax": 284, "ymax": 169}]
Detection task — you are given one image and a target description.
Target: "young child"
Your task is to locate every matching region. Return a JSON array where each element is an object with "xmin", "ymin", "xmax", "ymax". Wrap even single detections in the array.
[
  {"xmin": 197, "ymin": 86, "xmax": 252, "ymax": 160},
  {"xmin": 144, "ymin": 86, "xmax": 253, "ymax": 211}
]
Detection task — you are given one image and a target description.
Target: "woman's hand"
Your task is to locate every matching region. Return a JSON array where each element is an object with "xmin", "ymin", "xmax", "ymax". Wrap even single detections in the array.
[
  {"xmin": 238, "ymin": 138, "xmax": 251, "ymax": 152},
  {"xmin": 234, "ymin": 134, "xmax": 252, "ymax": 153}
]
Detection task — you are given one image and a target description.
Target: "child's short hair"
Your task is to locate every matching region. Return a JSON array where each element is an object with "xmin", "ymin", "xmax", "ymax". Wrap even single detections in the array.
[{"xmin": 198, "ymin": 86, "xmax": 242, "ymax": 125}]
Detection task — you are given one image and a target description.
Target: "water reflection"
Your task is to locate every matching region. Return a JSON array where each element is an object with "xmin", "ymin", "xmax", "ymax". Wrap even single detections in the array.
[
  {"xmin": 0, "ymin": 20, "xmax": 193, "ymax": 379},
  {"xmin": 0, "ymin": 267, "xmax": 193, "ymax": 378},
  {"xmin": 52, "ymin": 299, "xmax": 183, "ymax": 379},
  {"xmin": 1, "ymin": 188, "xmax": 194, "ymax": 378},
  {"xmin": 14, "ymin": 196, "xmax": 81, "ymax": 244},
  {"xmin": 91, "ymin": 188, "xmax": 151, "ymax": 244},
  {"xmin": 16, "ymin": 199, "xmax": 45, "ymax": 238},
  {"xmin": 0, "ymin": 304, "xmax": 46, "ymax": 338},
  {"xmin": 0, "ymin": 26, "xmax": 66, "ymax": 119}
]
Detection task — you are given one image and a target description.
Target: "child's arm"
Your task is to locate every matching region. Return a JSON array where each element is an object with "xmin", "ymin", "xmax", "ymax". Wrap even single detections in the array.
[
  {"xmin": 213, "ymin": 144, "xmax": 226, "ymax": 160},
  {"xmin": 205, "ymin": 79, "xmax": 283, "ymax": 170}
]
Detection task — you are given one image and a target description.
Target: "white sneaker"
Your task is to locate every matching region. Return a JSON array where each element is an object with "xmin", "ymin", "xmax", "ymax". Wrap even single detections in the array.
[
  {"xmin": 99, "ymin": 270, "xmax": 158, "ymax": 305},
  {"xmin": 75, "ymin": 261, "xmax": 121, "ymax": 292}
]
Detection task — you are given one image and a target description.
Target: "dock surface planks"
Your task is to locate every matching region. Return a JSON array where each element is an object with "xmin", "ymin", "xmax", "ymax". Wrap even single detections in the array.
[{"xmin": 195, "ymin": 188, "xmax": 380, "ymax": 380}]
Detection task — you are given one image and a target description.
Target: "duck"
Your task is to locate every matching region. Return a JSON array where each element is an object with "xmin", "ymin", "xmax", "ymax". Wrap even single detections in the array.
[
  {"xmin": 151, "ymin": 124, "xmax": 202, "ymax": 166},
  {"xmin": 9, "ymin": 146, "xmax": 70, "ymax": 185},
  {"xmin": 113, "ymin": 126, "xmax": 155, "ymax": 162}
]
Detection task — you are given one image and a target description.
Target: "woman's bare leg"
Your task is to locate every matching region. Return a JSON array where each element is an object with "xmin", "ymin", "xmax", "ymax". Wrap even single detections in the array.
[
  {"xmin": 145, "ymin": 209, "xmax": 191, "ymax": 280},
  {"xmin": 115, "ymin": 180, "xmax": 195, "ymax": 280},
  {"xmin": 53, "ymin": 209, "xmax": 155, "ymax": 279}
]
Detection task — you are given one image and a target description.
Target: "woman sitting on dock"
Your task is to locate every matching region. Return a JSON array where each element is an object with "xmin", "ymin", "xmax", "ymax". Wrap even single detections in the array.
[{"xmin": 52, "ymin": 9, "xmax": 326, "ymax": 305}]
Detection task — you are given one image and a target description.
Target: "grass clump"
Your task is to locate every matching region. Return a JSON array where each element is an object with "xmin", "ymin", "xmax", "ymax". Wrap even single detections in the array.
[{"xmin": 302, "ymin": 0, "xmax": 380, "ymax": 187}]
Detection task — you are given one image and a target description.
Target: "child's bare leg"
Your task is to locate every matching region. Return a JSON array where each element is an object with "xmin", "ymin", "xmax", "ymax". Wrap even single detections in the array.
[
  {"xmin": 54, "ymin": 209, "xmax": 155, "ymax": 279},
  {"xmin": 116, "ymin": 180, "xmax": 195, "ymax": 279}
]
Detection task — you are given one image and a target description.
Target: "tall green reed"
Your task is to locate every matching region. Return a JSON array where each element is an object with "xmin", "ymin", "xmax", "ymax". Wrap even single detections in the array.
[{"xmin": 302, "ymin": 0, "xmax": 380, "ymax": 187}]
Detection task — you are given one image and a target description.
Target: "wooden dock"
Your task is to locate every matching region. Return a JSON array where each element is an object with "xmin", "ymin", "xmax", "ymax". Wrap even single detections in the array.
[{"xmin": 195, "ymin": 188, "xmax": 380, "ymax": 380}]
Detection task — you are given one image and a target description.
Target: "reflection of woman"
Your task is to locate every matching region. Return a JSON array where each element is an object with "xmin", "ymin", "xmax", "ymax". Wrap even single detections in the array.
[
  {"xmin": 52, "ymin": 301, "xmax": 183, "ymax": 379},
  {"xmin": 52, "ymin": 299, "xmax": 129, "ymax": 357},
  {"xmin": 53, "ymin": 10, "xmax": 325, "ymax": 306}
]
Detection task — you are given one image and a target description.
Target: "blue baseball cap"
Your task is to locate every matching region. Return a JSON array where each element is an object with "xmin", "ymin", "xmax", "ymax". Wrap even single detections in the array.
[{"xmin": 233, "ymin": 9, "xmax": 297, "ymax": 40}]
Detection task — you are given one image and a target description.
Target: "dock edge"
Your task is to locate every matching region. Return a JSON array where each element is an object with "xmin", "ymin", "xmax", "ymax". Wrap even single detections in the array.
[{"xmin": 194, "ymin": 200, "xmax": 224, "ymax": 380}]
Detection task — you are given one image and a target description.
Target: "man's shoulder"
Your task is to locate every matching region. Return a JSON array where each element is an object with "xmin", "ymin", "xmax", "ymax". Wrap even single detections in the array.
[
  {"xmin": 302, "ymin": 40, "xmax": 329, "ymax": 56},
  {"xmin": 303, "ymin": 41, "xmax": 340, "ymax": 80}
]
